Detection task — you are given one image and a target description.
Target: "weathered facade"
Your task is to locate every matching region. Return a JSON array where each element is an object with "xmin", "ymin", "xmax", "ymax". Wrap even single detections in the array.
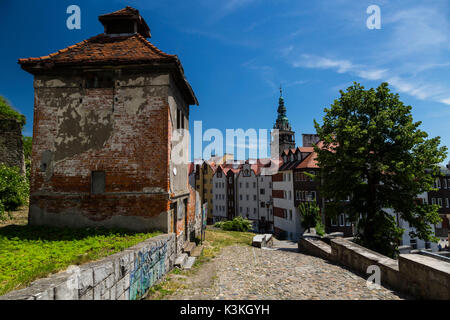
[
  {"xmin": 18, "ymin": 7, "xmax": 198, "ymax": 243},
  {"xmin": 0, "ymin": 119, "xmax": 25, "ymax": 174}
]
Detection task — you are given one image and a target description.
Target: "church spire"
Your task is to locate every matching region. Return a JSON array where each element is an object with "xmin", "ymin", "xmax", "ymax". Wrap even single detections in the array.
[
  {"xmin": 272, "ymin": 85, "xmax": 295, "ymax": 155},
  {"xmin": 274, "ymin": 85, "xmax": 291, "ymax": 131}
]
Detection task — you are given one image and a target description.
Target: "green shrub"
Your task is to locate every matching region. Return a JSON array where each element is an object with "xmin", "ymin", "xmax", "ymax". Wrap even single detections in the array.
[
  {"xmin": 0, "ymin": 164, "xmax": 29, "ymax": 218},
  {"xmin": 214, "ymin": 221, "xmax": 224, "ymax": 228},
  {"xmin": 298, "ymin": 201, "xmax": 322, "ymax": 233},
  {"xmin": 315, "ymin": 220, "xmax": 325, "ymax": 236},
  {"xmin": 215, "ymin": 217, "xmax": 252, "ymax": 232}
]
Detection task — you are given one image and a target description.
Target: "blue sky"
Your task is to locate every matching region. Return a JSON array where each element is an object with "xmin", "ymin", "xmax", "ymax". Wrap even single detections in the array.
[{"xmin": 1, "ymin": 0, "xmax": 449, "ymax": 163}]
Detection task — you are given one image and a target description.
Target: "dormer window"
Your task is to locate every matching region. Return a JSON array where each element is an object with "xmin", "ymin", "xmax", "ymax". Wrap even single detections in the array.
[{"xmin": 99, "ymin": 6, "xmax": 151, "ymax": 38}]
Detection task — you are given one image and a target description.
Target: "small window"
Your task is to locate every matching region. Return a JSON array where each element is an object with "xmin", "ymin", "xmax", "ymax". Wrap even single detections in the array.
[
  {"xmin": 91, "ymin": 171, "xmax": 105, "ymax": 194},
  {"xmin": 345, "ymin": 214, "xmax": 351, "ymax": 226},
  {"xmin": 339, "ymin": 213, "xmax": 345, "ymax": 226},
  {"xmin": 410, "ymin": 238, "xmax": 417, "ymax": 250},
  {"xmin": 85, "ymin": 72, "xmax": 114, "ymax": 89},
  {"xmin": 260, "ymin": 188, "xmax": 265, "ymax": 195}
]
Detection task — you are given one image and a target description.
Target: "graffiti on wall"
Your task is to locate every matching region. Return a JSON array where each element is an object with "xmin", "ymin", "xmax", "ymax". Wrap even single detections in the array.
[{"xmin": 129, "ymin": 242, "xmax": 167, "ymax": 300}]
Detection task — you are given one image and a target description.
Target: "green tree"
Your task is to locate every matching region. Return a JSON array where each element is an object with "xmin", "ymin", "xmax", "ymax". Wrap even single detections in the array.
[
  {"xmin": 22, "ymin": 136, "xmax": 32, "ymax": 160},
  {"xmin": 0, "ymin": 164, "xmax": 29, "ymax": 219},
  {"xmin": 314, "ymin": 82, "xmax": 447, "ymax": 257},
  {"xmin": 298, "ymin": 201, "xmax": 324, "ymax": 236},
  {"xmin": 22, "ymin": 137, "xmax": 32, "ymax": 182}
]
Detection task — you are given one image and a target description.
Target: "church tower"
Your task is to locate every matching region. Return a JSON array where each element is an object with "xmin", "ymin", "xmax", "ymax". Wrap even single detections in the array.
[{"xmin": 273, "ymin": 87, "xmax": 295, "ymax": 155}]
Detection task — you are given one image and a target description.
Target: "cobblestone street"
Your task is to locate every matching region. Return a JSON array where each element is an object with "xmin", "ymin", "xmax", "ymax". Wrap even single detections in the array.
[{"xmin": 167, "ymin": 240, "xmax": 408, "ymax": 300}]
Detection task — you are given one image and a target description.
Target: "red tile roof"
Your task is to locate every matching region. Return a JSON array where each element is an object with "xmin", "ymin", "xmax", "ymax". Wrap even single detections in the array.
[
  {"xmin": 18, "ymin": 8, "xmax": 198, "ymax": 106},
  {"xmin": 18, "ymin": 33, "xmax": 174, "ymax": 68},
  {"xmin": 99, "ymin": 6, "xmax": 140, "ymax": 17},
  {"xmin": 188, "ymin": 162, "xmax": 195, "ymax": 175},
  {"xmin": 295, "ymin": 152, "xmax": 319, "ymax": 169}
]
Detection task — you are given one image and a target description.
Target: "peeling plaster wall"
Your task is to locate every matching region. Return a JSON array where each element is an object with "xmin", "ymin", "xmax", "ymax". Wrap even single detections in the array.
[
  {"xmin": 168, "ymin": 76, "xmax": 190, "ymax": 198},
  {"xmin": 29, "ymin": 68, "xmax": 191, "ymax": 232}
]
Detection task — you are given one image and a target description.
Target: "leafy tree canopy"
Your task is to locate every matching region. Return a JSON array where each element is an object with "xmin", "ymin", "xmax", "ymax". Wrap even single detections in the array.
[
  {"xmin": 0, "ymin": 96, "xmax": 25, "ymax": 127},
  {"xmin": 314, "ymin": 82, "xmax": 447, "ymax": 257},
  {"xmin": 22, "ymin": 136, "xmax": 32, "ymax": 160}
]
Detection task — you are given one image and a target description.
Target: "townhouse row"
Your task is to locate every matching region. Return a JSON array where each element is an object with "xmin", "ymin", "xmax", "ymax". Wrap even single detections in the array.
[{"xmin": 189, "ymin": 155, "xmax": 275, "ymax": 233}]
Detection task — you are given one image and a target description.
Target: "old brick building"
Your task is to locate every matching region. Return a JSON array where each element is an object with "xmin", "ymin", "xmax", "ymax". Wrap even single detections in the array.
[{"xmin": 19, "ymin": 7, "xmax": 198, "ymax": 246}]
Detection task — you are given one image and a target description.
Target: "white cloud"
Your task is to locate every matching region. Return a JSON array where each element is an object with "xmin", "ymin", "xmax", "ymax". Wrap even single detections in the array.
[
  {"xmin": 440, "ymin": 98, "xmax": 450, "ymax": 106},
  {"xmin": 292, "ymin": 54, "xmax": 387, "ymax": 81},
  {"xmin": 293, "ymin": 55, "xmax": 355, "ymax": 73},
  {"xmin": 291, "ymin": 54, "xmax": 450, "ymax": 106},
  {"xmin": 208, "ymin": 0, "xmax": 258, "ymax": 23}
]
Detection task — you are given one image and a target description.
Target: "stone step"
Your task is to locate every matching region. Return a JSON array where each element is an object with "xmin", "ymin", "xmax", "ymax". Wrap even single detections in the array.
[
  {"xmin": 190, "ymin": 245, "xmax": 204, "ymax": 257},
  {"xmin": 174, "ymin": 253, "xmax": 188, "ymax": 268},
  {"xmin": 183, "ymin": 242, "xmax": 196, "ymax": 256},
  {"xmin": 183, "ymin": 257, "xmax": 196, "ymax": 270}
]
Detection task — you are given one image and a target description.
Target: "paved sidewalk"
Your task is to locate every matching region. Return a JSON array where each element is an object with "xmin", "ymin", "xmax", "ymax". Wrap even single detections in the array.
[{"xmin": 167, "ymin": 241, "xmax": 407, "ymax": 300}]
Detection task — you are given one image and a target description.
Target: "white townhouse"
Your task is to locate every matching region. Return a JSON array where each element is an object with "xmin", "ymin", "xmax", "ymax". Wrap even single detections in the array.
[
  {"xmin": 256, "ymin": 167, "xmax": 274, "ymax": 233},
  {"xmin": 273, "ymin": 167, "xmax": 303, "ymax": 241},
  {"xmin": 386, "ymin": 192, "xmax": 439, "ymax": 252},
  {"xmin": 212, "ymin": 166, "xmax": 227, "ymax": 223},
  {"xmin": 236, "ymin": 163, "xmax": 259, "ymax": 229}
]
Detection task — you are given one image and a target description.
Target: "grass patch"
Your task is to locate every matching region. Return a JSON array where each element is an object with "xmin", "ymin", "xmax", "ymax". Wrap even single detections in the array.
[
  {"xmin": 0, "ymin": 224, "xmax": 161, "ymax": 296},
  {"xmin": 193, "ymin": 228, "xmax": 254, "ymax": 267},
  {"xmin": 146, "ymin": 228, "xmax": 254, "ymax": 300}
]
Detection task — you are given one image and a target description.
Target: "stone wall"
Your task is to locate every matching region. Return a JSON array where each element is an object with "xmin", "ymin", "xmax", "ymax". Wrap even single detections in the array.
[
  {"xmin": 298, "ymin": 236, "xmax": 450, "ymax": 300},
  {"xmin": 0, "ymin": 119, "xmax": 25, "ymax": 173},
  {"xmin": 298, "ymin": 236, "xmax": 331, "ymax": 260},
  {"xmin": 0, "ymin": 233, "xmax": 176, "ymax": 300},
  {"xmin": 399, "ymin": 254, "xmax": 450, "ymax": 300}
]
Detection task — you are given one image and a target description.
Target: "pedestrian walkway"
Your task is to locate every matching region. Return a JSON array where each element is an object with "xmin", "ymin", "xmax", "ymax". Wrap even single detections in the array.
[{"xmin": 166, "ymin": 241, "xmax": 407, "ymax": 300}]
